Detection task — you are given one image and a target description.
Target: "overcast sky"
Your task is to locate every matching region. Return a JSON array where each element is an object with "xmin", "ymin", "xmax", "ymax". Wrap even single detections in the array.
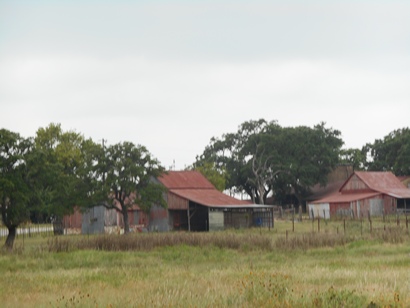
[{"xmin": 1, "ymin": 0, "xmax": 409, "ymax": 170}]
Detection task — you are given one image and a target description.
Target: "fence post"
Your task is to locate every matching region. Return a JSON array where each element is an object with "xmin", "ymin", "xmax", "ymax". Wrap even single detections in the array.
[
  {"xmin": 368, "ymin": 211, "xmax": 372, "ymax": 234},
  {"xmin": 361, "ymin": 218, "xmax": 363, "ymax": 236},
  {"xmin": 298, "ymin": 206, "xmax": 302, "ymax": 222},
  {"xmin": 318, "ymin": 214, "xmax": 320, "ymax": 233},
  {"xmin": 344, "ymin": 219, "xmax": 346, "ymax": 235},
  {"xmin": 292, "ymin": 208, "xmax": 295, "ymax": 232}
]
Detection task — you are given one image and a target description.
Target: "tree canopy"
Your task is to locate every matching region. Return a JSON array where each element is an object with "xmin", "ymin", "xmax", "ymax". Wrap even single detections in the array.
[
  {"xmin": 363, "ymin": 128, "xmax": 410, "ymax": 176},
  {"xmin": 89, "ymin": 141, "xmax": 166, "ymax": 233},
  {"xmin": 195, "ymin": 120, "xmax": 344, "ymax": 205}
]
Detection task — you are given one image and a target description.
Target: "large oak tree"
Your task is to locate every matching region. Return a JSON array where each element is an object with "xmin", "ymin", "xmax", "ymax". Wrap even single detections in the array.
[
  {"xmin": 195, "ymin": 119, "xmax": 343, "ymax": 205},
  {"xmin": 91, "ymin": 141, "xmax": 166, "ymax": 233}
]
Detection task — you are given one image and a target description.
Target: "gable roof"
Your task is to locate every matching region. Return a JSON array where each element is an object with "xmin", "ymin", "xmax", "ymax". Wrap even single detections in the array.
[
  {"xmin": 158, "ymin": 170, "xmax": 260, "ymax": 208},
  {"xmin": 344, "ymin": 171, "xmax": 410, "ymax": 199},
  {"xmin": 158, "ymin": 170, "xmax": 215, "ymax": 190},
  {"xmin": 311, "ymin": 171, "xmax": 410, "ymax": 204}
]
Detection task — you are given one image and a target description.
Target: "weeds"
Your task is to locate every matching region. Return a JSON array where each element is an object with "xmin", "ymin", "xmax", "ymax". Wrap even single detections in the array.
[{"xmin": 47, "ymin": 232, "xmax": 272, "ymax": 253}]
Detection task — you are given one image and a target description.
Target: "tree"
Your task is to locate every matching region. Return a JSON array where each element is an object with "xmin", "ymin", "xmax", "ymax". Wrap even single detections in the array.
[
  {"xmin": 195, "ymin": 120, "xmax": 344, "ymax": 205},
  {"xmin": 196, "ymin": 119, "xmax": 275, "ymax": 203},
  {"xmin": 339, "ymin": 148, "xmax": 366, "ymax": 171},
  {"xmin": 275, "ymin": 123, "xmax": 343, "ymax": 205},
  {"xmin": 192, "ymin": 161, "xmax": 227, "ymax": 192},
  {"xmin": 364, "ymin": 128, "xmax": 410, "ymax": 176},
  {"xmin": 0, "ymin": 129, "xmax": 33, "ymax": 249},
  {"xmin": 0, "ymin": 124, "xmax": 94, "ymax": 249},
  {"xmin": 94, "ymin": 141, "xmax": 166, "ymax": 234},
  {"xmin": 32, "ymin": 123, "xmax": 99, "ymax": 236}
]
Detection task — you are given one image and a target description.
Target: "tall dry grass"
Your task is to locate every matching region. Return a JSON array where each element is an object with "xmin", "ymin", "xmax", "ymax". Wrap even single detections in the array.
[{"xmin": 47, "ymin": 231, "xmax": 273, "ymax": 253}]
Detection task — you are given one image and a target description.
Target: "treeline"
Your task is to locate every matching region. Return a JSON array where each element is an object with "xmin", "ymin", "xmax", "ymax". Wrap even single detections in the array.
[{"xmin": 194, "ymin": 119, "xmax": 410, "ymax": 205}]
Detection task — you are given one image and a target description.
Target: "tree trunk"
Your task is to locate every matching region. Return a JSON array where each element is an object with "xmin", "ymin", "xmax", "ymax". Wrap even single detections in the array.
[
  {"xmin": 122, "ymin": 207, "xmax": 130, "ymax": 234},
  {"xmin": 4, "ymin": 225, "xmax": 17, "ymax": 250}
]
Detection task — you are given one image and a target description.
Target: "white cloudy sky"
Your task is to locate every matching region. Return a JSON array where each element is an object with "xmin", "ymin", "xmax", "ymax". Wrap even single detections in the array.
[{"xmin": 1, "ymin": 0, "xmax": 409, "ymax": 169}]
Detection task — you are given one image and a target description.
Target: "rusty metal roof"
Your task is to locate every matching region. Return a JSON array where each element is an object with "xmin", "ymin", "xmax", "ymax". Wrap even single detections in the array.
[
  {"xmin": 158, "ymin": 171, "xmax": 215, "ymax": 189},
  {"xmin": 311, "ymin": 171, "xmax": 410, "ymax": 204},
  {"xmin": 311, "ymin": 192, "xmax": 381, "ymax": 204},
  {"xmin": 346, "ymin": 171, "xmax": 410, "ymax": 199},
  {"xmin": 169, "ymin": 189, "xmax": 252, "ymax": 208},
  {"xmin": 158, "ymin": 171, "xmax": 267, "ymax": 208}
]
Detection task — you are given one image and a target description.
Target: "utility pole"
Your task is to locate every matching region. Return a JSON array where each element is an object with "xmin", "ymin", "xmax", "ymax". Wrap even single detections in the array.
[{"xmin": 102, "ymin": 139, "xmax": 106, "ymax": 185}]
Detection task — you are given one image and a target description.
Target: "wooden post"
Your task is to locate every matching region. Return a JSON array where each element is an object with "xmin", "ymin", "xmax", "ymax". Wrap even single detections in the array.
[
  {"xmin": 292, "ymin": 208, "xmax": 295, "ymax": 232},
  {"xmin": 361, "ymin": 218, "xmax": 363, "ymax": 236},
  {"xmin": 318, "ymin": 214, "xmax": 320, "ymax": 233},
  {"xmin": 344, "ymin": 219, "xmax": 346, "ymax": 235},
  {"xmin": 368, "ymin": 211, "xmax": 372, "ymax": 234},
  {"xmin": 187, "ymin": 206, "xmax": 191, "ymax": 232},
  {"xmin": 299, "ymin": 206, "xmax": 302, "ymax": 222}
]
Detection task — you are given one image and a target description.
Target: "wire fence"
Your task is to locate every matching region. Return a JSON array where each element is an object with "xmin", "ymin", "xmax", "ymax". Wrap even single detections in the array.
[
  {"xmin": 0, "ymin": 224, "xmax": 54, "ymax": 238},
  {"xmin": 272, "ymin": 205, "xmax": 410, "ymax": 238}
]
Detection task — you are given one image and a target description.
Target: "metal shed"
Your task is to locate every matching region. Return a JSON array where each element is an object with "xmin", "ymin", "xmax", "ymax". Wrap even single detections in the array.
[{"xmin": 152, "ymin": 170, "xmax": 274, "ymax": 231}]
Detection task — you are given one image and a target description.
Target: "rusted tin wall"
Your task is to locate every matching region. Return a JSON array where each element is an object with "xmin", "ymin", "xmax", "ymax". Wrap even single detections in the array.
[
  {"xmin": 149, "ymin": 205, "xmax": 170, "ymax": 231},
  {"xmin": 341, "ymin": 174, "xmax": 370, "ymax": 192},
  {"xmin": 62, "ymin": 207, "xmax": 82, "ymax": 229},
  {"xmin": 383, "ymin": 195, "xmax": 396, "ymax": 214},
  {"xmin": 329, "ymin": 202, "xmax": 351, "ymax": 217},
  {"xmin": 167, "ymin": 192, "xmax": 188, "ymax": 210}
]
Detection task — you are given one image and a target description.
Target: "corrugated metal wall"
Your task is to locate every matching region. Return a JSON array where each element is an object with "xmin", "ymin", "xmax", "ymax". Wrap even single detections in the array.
[
  {"xmin": 167, "ymin": 192, "xmax": 188, "ymax": 210},
  {"xmin": 149, "ymin": 205, "xmax": 170, "ymax": 231},
  {"xmin": 82, "ymin": 205, "xmax": 105, "ymax": 234}
]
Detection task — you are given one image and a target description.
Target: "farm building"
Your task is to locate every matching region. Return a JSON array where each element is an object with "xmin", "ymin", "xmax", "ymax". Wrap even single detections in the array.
[
  {"xmin": 62, "ymin": 170, "xmax": 273, "ymax": 234},
  {"xmin": 62, "ymin": 204, "xmax": 148, "ymax": 235},
  {"xmin": 308, "ymin": 171, "xmax": 410, "ymax": 219},
  {"xmin": 149, "ymin": 170, "xmax": 274, "ymax": 231}
]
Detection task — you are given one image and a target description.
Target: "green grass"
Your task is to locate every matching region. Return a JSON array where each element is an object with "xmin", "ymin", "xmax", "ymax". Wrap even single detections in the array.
[{"xmin": 1, "ymin": 219, "xmax": 410, "ymax": 307}]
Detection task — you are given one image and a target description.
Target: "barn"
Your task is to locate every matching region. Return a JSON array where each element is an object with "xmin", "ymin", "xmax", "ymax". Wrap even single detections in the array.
[
  {"xmin": 308, "ymin": 171, "xmax": 410, "ymax": 219},
  {"xmin": 148, "ymin": 170, "xmax": 274, "ymax": 231}
]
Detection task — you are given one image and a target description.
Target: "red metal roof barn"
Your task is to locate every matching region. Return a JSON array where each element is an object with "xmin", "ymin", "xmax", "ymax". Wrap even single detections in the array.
[{"xmin": 308, "ymin": 171, "xmax": 410, "ymax": 219}]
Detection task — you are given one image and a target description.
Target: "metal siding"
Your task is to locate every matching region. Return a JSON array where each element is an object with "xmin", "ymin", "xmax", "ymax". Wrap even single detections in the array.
[
  {"xmin": 209, "ymin": 211, "xmax": 224, "ymax": 231},
  {"xmin": 149, "ymin": 205, "xmax": 170, "ymax": 231},
  {"xmin": 341, "ymin": 174, "xmax": 370, "ymax": 192},
  {"xmin": 167, "ymin": 192, "xmax": 189, "ymax": 210},
  {"xmin": 308, "ymin": 203, "xmax": 330, "ymax": 219},
  {"xmin": 330, "ymin": 203, "xmax": 351, "ymax": 217},
  {"xmin": 82, "ymin": 205, "xmax": 105, "ymax": 234},
  {"xmin": 158, "ymin": 171, "xmax": 215, "ymax": 189},
  {"xmin": 370, "ymin": 198, "xmax": 383, "ymax": 216}
]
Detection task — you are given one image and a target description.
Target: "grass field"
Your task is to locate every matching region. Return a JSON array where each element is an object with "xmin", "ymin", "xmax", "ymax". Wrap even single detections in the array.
[{"xmin": 1, "ymin": 219, "xmax": 410, "ymax": 307}]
